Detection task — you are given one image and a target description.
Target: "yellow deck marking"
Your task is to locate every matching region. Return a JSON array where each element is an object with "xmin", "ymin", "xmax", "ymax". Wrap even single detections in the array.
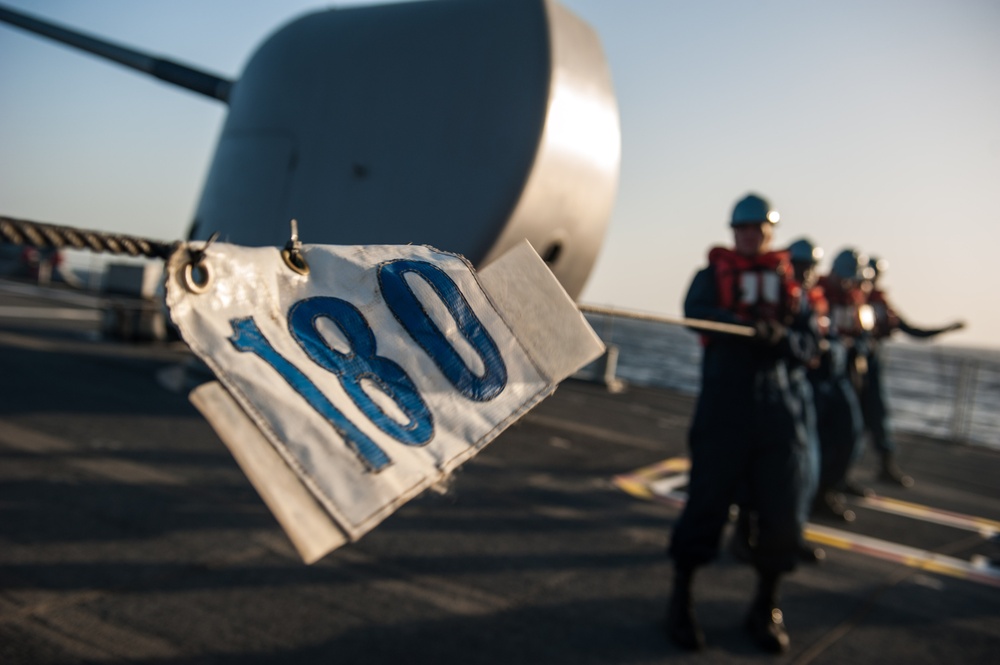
[
  {"xmin": 805, "ymin": 524, "xmax": 1000, "ymax": 588},
  {"xmin": 616, "ymin": 457, "xmax": 1000, "ymax": 588},
  {"xmin": 860, "ymin": 495, "xmax": 1000, "ymax": 535}
]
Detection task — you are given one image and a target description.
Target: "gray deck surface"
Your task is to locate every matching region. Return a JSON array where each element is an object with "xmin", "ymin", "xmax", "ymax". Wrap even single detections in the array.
[{"xmin": 1, "ymin": 279, "xmax": 998, "ymax": 664}]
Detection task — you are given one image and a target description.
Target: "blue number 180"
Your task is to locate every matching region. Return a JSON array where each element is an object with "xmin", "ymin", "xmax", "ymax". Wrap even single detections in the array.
[{"xmin": 229, "ymin": 259, "xmax": 508, "ymax": 472}]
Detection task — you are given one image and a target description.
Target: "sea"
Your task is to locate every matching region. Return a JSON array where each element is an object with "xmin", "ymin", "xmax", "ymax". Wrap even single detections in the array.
[
  {"xmin": 579, "ymin": 313, "xmax": 1000, "ymax": 451},
  {"xmin": 12, "ymin": 256, "xmax": 999, "ymax": 451}
]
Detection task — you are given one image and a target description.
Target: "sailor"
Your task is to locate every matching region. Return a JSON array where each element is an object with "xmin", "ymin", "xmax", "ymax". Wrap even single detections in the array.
[
  {"xmin": 811, "ymin": 249, "xmax": 869, "ymax": 516},
  {"xmin": 733, "ymin": 238, "xmax": 826, "ymax": 564},
  {"xmin": 785, "ymin": 237, "xmax": 832, "ymax": 550},
  {"xmin": 859, "ymin": 257, "xmax": 965, "ymax": 486},
  {"xmin": 665, "ymin": 194, "xmax": 818, "ymax": 654}
]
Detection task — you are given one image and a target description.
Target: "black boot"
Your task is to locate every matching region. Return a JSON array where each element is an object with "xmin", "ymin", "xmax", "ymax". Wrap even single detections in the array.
[
  {"xmin": 663, "ymin": 565, "xmax": 705, "ymax": 651},
  {"xmin": 744, "ymin": 572, "xmax": 790, "ymax": 653},
  {"xmin": 879, "ymin": 452, "xmax": 914, "ymax": 488},
  {"xmin": 841, "ymin": 477, "xmax": 875, "ymax": 498},
  {"xmin": 811, "ymin": 490, "xmax": 856, "ymax": 522}
]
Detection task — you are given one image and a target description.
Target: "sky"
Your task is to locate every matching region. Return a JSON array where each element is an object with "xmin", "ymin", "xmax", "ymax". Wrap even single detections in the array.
[{"xmin": 1, "ymin": 0, "xmax": 998, "ymax": 349}]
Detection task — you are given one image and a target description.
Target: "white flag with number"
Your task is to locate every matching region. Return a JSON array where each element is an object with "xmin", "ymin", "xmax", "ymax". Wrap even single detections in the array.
[{"xmin": 165, "ymin": 241, "xmax": 602, "ymax": 557}]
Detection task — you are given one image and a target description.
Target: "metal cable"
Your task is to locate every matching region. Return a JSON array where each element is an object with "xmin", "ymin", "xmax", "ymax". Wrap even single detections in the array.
[{"xmin": 0, "ymin": 215, "xmax": 179, "ymax": 260}]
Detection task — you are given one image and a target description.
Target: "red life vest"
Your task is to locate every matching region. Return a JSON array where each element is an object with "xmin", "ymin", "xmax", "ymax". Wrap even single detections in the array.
[
  {"xmin": 820, "ymin": 275, "xmax": 869, "ymax": 337},
  {"xmin": 708, "ymin": 247, "xmax": 799, "ymax": 323}
]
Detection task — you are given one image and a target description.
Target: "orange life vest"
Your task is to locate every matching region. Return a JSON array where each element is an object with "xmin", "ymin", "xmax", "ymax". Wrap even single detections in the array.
[
  {"xmin": 708, "ymin": 247, "xmax": 799, "ymax": 323},
  {"xmin": 820, "ymin": 275, "xmax": 868, "ymax": 337}
]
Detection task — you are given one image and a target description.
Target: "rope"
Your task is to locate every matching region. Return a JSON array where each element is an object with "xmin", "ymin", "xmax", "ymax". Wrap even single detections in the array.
[
  {"xmin": 578, "ymin": 303, "xmax": 756, "ymax": 337},
  {"xmin": 0, "ymin": 215, "xmax": 179, "ymax": 260}
]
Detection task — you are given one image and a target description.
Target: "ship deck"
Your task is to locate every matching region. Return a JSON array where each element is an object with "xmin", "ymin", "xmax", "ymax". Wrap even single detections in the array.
[{"xmin": 1, "ymin": 279, "xmax": 998, "ymax": 664}]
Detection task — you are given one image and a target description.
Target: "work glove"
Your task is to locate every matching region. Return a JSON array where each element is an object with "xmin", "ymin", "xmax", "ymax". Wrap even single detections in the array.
[{"xmin": 753, "ymin": 319, "xmax": 787, "ymax": 347}]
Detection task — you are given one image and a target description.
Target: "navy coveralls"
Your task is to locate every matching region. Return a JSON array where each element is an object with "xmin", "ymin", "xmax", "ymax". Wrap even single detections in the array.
[
  {"xmin": 859, "ymin": 347, "xmax": 894, "ymax": 454},
  {"xmin": 669, "ymin": 262, "xmax": 816, "ymax": 575},
  {"xmin": 809, "ymin": 337, "xmax": 865, "ymax": 491}
]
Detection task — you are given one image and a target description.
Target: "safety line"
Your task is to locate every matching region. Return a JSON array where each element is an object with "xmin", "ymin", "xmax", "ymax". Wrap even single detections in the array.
[
  {"xmin": 0, "ymin": 279, "xmax": 107, "ymax": 307},
  {"xmin": 0, "ymin": 306, "xmax": 100, "ymax": 321}
]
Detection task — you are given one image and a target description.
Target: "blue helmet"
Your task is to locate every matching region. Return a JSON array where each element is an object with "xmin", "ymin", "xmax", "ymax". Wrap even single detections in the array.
[
  {"xmin": 787, "ymin": 237, "xmax": 824, "ymax": 265},
  {"xmin": 731, "ymin": 193, "xmax": 780, "ymax": 227},
  {"xmin": 831, "ymin": 248, "xmax": 868, "ymax": 281},
  {"xmin": 869, "ymin": 256, "xmax": 888, "ymax": 277}
]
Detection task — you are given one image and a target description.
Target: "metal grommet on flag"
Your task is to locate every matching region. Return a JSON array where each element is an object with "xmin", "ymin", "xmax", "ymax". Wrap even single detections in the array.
[
  {"xmin": 182, "ymin": 232, "xmax": 218, "ymax": 294},
  {"xmin": 182, "ymin": 260, "xmax": 213, "ymax": 294},
  {"xmin": 281, "ymin": 219, "xmax": 310, "ymax": 276},
  {"xmin": 281, "ymin": 248, "xmax": 309, "ymax": 276}
]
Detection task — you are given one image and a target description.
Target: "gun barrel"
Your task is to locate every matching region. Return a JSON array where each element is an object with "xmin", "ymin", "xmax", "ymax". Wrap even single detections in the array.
[{"xmin": 0, "ymin": 4, "xmax": 232, "ymax": 103}]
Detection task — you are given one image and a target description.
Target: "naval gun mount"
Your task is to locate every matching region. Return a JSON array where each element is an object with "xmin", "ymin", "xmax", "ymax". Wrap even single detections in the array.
[{"xmin": 0, "ymin": 0, "xmax": 620, "ymax": 312}]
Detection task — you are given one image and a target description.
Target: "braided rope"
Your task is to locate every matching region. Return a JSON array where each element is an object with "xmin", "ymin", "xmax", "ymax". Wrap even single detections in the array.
[{"xmin": 0, "ymin": 216, "xmax": 180, "ymax": 260}]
